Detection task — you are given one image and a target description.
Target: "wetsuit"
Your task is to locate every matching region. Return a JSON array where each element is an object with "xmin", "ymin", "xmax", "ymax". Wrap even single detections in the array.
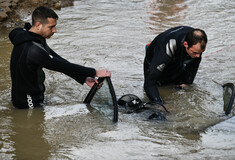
[
  {"xmin": 9, "ymin": 23, "xmax": 96, "ymax": 109},
  {"xmin": 144, "ymin": 26, "xmax": 202, "ymax": 102}
]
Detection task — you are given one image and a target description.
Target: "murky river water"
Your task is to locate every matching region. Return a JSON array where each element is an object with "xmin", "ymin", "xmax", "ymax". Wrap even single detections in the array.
[{"xmin": 0, "ymin": 0, "xmax": 235, "ymax": 159}]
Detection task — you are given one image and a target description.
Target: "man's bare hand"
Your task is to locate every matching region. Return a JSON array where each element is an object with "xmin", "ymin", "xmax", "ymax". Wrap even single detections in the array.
[
  {"xmin": 96, "ymin": 69, "xmax": 111, "ymax": 77},
  {"xmin": 85, "ymin": 77, "xmax": 98, "ymax": 88},
  {"xmin": 85, "ymin": 77, "xmax": 103, "ymax": 88},
  {"xmin": 175, "ymin": 84, "xmax": 189, "ymax": 89}
]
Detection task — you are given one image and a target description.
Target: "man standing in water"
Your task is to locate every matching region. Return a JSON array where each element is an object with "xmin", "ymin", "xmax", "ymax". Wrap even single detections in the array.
[
  {"xmin": 9, "ymin": 6, "xmax": 111, "ymax": 109},
  {"xmin": 144, "ymin": 26, "xmax": 207, "ymax": 103}
]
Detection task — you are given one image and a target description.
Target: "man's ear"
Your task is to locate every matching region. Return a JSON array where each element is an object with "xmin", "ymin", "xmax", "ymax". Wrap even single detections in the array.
[
  {"xmin": 183, "ymin": 41, "xmax": 188, "ymax": 48},
  {"xmin": 35, "ymin": 22, "xmax": 42, "ymax": 31}
]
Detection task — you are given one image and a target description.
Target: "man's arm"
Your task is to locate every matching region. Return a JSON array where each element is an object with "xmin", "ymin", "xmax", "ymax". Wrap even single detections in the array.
[
  {"xmin": 144, "ymin": 46, "xmax": 171, "ymax": 103},
  {"xmin": 182, "ymin": 57, "xmax": 201, "ymax": 84},
  {"xmin": 27, "ymin": 45, "xmax": 96, "ymax": 84}
]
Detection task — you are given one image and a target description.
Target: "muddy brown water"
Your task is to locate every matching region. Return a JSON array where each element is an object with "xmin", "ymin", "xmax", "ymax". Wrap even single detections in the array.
[{"xmin": 0, "ymin": 0, "xmax": 235, "ymax": 159}]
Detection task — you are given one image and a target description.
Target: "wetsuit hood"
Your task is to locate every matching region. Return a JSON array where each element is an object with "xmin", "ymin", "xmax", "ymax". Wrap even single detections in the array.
[{"xmin": 9, "ymin": 23, "xmax": 45, "ymax": 46}]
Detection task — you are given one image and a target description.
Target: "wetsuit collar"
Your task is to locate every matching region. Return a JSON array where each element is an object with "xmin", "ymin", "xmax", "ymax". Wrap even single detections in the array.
[{"xmin": 9, "ymin": 23, "xmax": 46, "ymax": 46}]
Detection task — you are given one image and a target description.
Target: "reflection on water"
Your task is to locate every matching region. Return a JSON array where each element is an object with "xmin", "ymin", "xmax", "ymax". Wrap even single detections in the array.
[
  {"xmin": 0, "ymin": 0, "xmax": 235, "ymax": 159},
  {"xmin": 43, "ymin": 103, "xmax": 115, "ymax": 160},
  {"xmin": 200, "ymin": 116, "xmax": 235, "ymax": 159},
  {"xmin": 10, "ymin": 108, "xmax": 51, "ymax": 160},
  {"xmin": 146, "ymin": 0, "xmax": 187, "ymax": 33}
]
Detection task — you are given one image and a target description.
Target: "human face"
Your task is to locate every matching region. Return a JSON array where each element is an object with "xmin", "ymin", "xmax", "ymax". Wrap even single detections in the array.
[
  {"xmin": 184, "ymin": 42, "xmax": 206, "ymax": 58},
  {"xmin": 39, "ymin": 18, "xmax": 57, "ymax": 39}
]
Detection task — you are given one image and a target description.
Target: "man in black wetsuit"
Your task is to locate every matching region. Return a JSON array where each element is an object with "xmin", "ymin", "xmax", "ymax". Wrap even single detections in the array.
[
  {"xmin": 9, "ymin": 6, "xmax": 111, "ymax": 109},
  {"xmin": 144, "ymin": 26, "xmax": 207, "ymax": 103}
]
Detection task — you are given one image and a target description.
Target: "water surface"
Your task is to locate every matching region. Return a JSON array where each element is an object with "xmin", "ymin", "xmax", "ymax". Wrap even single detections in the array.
[{"xmin": 0, "ymin": 0, "xmax": 235, "ymax": 159}]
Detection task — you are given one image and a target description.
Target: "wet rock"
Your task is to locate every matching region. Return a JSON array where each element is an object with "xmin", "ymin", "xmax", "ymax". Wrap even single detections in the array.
[
  {"xmin": 0, "ymin": 0, "xmax": 74, "ymax": 28},
  {"xmin": 54, "ymin": 1, "xmax": 62, "ymax": 10},
  {"xmin": 0, "ymin": 10, "xmax": 8, "ymax": 21},
  {"xmin": 0, "ymin": 0, "xmax": 19, "ymax": 24}
]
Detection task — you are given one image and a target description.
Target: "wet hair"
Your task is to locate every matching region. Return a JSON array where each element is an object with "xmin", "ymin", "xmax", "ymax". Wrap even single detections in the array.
[
  {"xmin": 32, "ymin": 6, "xmax": 58, "ymax": 26},
  {"xmin": 185, "ymin": 28, "xmax": 207, "ymax": 50}
]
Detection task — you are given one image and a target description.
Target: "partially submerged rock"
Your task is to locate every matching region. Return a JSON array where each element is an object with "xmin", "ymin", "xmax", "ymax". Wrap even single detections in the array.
[{"xmin": 0, "ymin": 0, "xmax": 74, "ymax": 28}]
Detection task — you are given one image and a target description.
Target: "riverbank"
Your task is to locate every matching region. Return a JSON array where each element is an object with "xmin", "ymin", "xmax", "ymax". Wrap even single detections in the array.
[{"xmin": 0, "ymin": 0, "xmax": 74, "ymax": 29}]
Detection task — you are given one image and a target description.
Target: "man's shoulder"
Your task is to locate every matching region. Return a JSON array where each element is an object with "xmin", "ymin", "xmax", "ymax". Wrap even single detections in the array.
[
  {"xmin": 165, "ymin": 26, "xmax": 193, "ymax": 35},
  {"xmin": 28, "ymin": 42, "xmax": 48, "ymax": 57}
]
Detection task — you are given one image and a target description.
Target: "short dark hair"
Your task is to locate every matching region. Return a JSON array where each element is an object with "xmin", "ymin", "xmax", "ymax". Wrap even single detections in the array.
[
  {"xmin": 185, "ymin": 29, "xmax": 207, "ymax": 50},
  {"xmin": 32, "ymin": 6, "xmax": 58, "ymax": 26}
]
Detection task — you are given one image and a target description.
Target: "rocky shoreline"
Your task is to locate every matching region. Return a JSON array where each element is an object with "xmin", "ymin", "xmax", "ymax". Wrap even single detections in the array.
[{"xmin": 0, "ymin": 0, "xmax": 74, "ymax": 29}]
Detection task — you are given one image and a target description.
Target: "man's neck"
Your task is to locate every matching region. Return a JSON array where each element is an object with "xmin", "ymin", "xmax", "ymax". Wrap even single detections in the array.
[{"xmin": 29, "ymin": 27, "xmax": 38, "ymax": 34}]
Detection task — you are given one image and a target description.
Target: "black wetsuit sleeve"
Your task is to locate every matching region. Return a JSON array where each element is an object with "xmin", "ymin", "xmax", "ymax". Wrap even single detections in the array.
[
  {"xmin": 47, "ymin": 46, "xmax": 88, "ymax": 82},
  {"xmin": 27, "ymin": 45, "xmax": 96, "ymax": 84},
  {"xmin": 144, "ymin": 46, "xmax": 171, "ymax": 102},
  {"xmin": 48, "ymin": 46, "xmax": 68, "ymax": 62}
]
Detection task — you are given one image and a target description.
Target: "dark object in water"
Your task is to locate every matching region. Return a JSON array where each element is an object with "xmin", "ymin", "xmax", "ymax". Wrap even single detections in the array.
[
  {"xmin": 148, "ymin": 112, "xmax": 167, "ymax": 121},
  {"xmin": 84, "ymin": 77, "xmax": 118, "ymax": 122},
  {"xmin": 117, "ymin": 94, "xmax": 168, "ymax": 121},
  {"xmin": 117, "ymin": 94, "xmax": 169, "ymax": 113},
  {"xmin": 223, "ymin": 83, "xmax": 235, "ymax": 115},
  {"xmin": 117, "ymin": 94, "xmax": 147, "ymax": 114},
  {"xmin": 117, "ymin": 94, "xmax": 143, "ymax": 108},
  {"xmin": 84, "ymin": 78, "xmax": 105, "ymax": 104}
]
